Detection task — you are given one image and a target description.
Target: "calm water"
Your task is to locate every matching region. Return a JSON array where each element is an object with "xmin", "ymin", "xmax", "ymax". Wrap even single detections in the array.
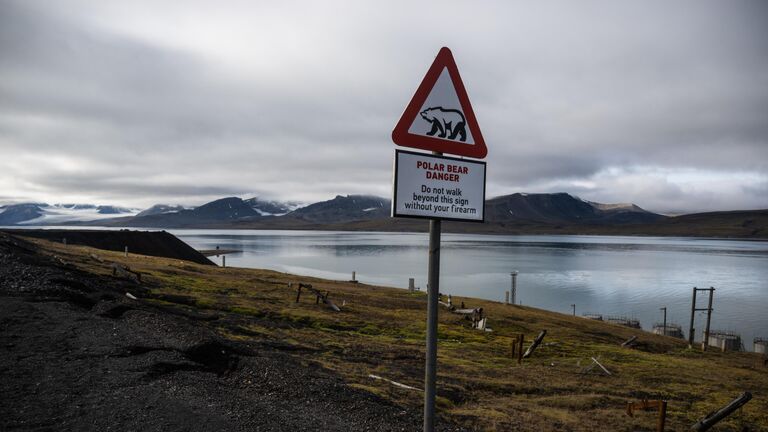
[{"xmin": 168, "ymin": 229, "xmax": 768, "ymax": 350}]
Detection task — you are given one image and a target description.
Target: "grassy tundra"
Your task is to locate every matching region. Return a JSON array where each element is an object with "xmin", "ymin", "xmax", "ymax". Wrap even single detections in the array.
[{"xmin": 31, "ymin": 238, "xmax": 767, "ymax": 431}]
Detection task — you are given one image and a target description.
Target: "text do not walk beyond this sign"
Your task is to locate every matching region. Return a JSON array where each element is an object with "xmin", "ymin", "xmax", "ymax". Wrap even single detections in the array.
[{"xmin": 392, "ymin": 150, "xmax": 486, "ymax": 222}]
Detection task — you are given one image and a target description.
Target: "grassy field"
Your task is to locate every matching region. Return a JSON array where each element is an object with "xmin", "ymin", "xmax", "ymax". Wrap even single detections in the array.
[{"xmin": 31, "ymin": 237, "xmax": 767, "ymax": 431}]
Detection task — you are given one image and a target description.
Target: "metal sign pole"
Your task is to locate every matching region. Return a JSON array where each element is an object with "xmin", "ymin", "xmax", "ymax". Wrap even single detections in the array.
[
  {"xmin": 424, "ymin": 217, "xmax": 441, "ymax": 431},
  {"xmin": 423, "ymin": 150, "xmax": 443, "ymax": 432}
]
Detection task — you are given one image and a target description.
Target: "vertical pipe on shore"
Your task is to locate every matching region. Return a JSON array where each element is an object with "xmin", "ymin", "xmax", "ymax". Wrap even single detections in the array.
[
  {"xmin": 424, "ymin": 218, "xmax": 441, "ymax": 432},
  {"xmin": 510, "ymin": 271, "xmax": 518, "ymax": 305},
  {"xmin": 688, "ymin": 287, "xmax": 697, "ymax": 348}
]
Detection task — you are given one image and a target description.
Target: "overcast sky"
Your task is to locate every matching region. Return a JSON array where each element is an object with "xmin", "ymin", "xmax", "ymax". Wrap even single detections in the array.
[{"xmin": 1, "ymin": 0, "xmax": 766, "ymax": 213}]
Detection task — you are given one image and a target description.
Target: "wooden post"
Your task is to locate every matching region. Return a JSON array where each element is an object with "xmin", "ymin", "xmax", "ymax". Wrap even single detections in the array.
[
  {"xmin": 505, "ymin": 291, "xmax": 509, "ymax": 305},
  {"xmin": 658, "ymin": 400, "xmax": 667, "ymax": 432},
  {"xmin": 511, "ymin": 337, "xmax": 517, "ymax": 357},
  {"xmin": 621, "ymin": 335, "xmax": 638, "ymax": 348},
  {"xmin": 702, "ymin": 287, "xmax": 714, "ymax": 352},
  {"xmin": 222, "ymin": 255, "xmax": 226, "ymax": 268},
  {"xmin": 660, "ymin": 307, "xmax": 667, "ymax": 336},
  {"xmin": 571, "ymin": 304, "xmax": 576, "ymax": 316},
  {"xmin": 691, "ymin": 392, "xmax": 752, "ymax": 431},
  {"xmin": 352, "ymin": 271, "xmax": 356, "ymax": 281},
  {"xmin": 523, "ymin": 330, "xmax": 547, "ymax": 358},
  {"xmin": 295, "ymin": 284, "xmax": 302, "ymax": 303},
  {"xmin": 688, "ymin": 287, "xmax": 697, "ymax": 348},
  {"xmin": 517, "ymin": 333, "xmax": 524, "ymax": 365}
]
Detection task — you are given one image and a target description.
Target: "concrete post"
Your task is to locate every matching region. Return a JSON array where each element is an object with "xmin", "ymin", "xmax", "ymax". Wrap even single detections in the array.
[
  {"xmin": 63, "ymin": 237, "xmax": 67, "ymax": 246},
  {"xmin": 352, "ymin": 271, "xmax": 356, "ymax": 281},
  {"xmin": 124, "ymin": 246, "xmax": 128, "ymax": 257},
  {"xmin": 222, "ymin": 256, "xmax": 226, "ymax": 268},
  {"xmin": 408, "ymin": 278, "xmax": 415, "ymax": 292}
]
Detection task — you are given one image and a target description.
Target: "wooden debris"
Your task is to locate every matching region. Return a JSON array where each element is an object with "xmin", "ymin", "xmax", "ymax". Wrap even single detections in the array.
[
  {"xmin": 474, "ymin": 317, "xmax": 491, "ymax": 331},
  {"xmin": 621, "ymin": 335, "xmax": 638, "ymax": 348},
  {"xmin": 452, "ymin": 308, "xmax": 478, "ymax": 315},
  {"xmin": 523, "ymin": 330, "xmax": 547, "ymax": 358},
  {"xmin": 626, "ymin": 399, "xmax": 667, "ymax": 432},
  {"xmin": 691, "ymin": 392, "xmax": 752, "ymax": 431},
  {"xmin": 294, "ymin": 283, "xmax": 341, "ymax": 312},
  {"xmin": 580, "ymin": 356, "xmax": 612, "ymax": 376},
  {"xmin": 111, "ymin": 263, "xmax": 142, "ymax": 283},
  {"xmin": 439, "ymin": 297, "xmax": 490, "ymax": 331},
  {"xmin": 368, "ymin": 374, "xmax": 421, "ymax": 391}
]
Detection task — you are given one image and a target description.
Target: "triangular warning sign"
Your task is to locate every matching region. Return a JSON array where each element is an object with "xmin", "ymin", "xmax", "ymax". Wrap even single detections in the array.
[{"xmin": 392, "ymin": 47, "xmax": 487, "ymax": 159}]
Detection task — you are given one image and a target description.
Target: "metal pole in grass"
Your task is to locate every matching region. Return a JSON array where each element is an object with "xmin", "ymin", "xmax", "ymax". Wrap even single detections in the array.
[{"xmin": 423, "ymin": 214, "xmax": 441, "ymax": 431}]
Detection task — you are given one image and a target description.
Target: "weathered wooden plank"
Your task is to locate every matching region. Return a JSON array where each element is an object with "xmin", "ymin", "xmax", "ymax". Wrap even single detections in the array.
[
  {"xmin": 522, "ymin": 330, "xmax": 547, "ymax": 358},
  {"xmin": 691, "ymin": 392, "xmax": 752, "ymax": 431}
]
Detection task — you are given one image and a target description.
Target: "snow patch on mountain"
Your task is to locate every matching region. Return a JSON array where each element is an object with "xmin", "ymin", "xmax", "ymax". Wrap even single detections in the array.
[{"xmin": 16, "ymin": 204, "xmax": 139, "ymax": 225}]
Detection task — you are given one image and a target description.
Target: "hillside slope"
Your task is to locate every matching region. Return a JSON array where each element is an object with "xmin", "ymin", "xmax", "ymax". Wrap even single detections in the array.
[
  {"xmin": 0, "ymin": 233, "xmax": 442, "ymax": 431},
  {"xmin": 13, "ymin": 234, "xmax": 767, "ymax": 431}
]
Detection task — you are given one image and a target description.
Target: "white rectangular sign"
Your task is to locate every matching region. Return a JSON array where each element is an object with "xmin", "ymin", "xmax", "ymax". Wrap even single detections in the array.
[{"xmin": 392, "ymin": 150, "xmax": 486, "ymax": 222}]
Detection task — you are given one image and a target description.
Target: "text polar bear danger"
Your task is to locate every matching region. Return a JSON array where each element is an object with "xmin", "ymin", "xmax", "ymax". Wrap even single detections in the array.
[{"xmin": 419, "ymin": 107, "xmax": 467, "ymax": 142}]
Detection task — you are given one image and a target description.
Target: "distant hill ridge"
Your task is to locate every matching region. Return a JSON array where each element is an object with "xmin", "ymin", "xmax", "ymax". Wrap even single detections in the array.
[
  {"xmin": 2, "ymin": 193, "xmax": 765, "ymax": 238},
  {"xmin": 485, "ymin": 193, "xmax": 664, "ymax": 225},
  {"xmin": 0, "ymin": 193, "xmax": 707, "ymax": 227}
]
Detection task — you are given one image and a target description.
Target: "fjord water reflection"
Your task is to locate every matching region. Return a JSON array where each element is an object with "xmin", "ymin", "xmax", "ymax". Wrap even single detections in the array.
[{"xmin": 172, "ymin": 230, "xmax": 768, "ymax": 350}]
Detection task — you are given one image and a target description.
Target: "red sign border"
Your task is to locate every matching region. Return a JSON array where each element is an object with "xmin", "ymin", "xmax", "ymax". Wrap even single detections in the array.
[{"xmin": 392, "ymin": 47, "xmax": 487, "ymax": 159}]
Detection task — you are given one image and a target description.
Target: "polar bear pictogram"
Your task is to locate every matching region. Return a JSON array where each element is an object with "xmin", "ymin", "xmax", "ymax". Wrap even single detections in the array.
[{"xmin": 419, "ymin": 107, "xmax": 467, "ymax": 142}]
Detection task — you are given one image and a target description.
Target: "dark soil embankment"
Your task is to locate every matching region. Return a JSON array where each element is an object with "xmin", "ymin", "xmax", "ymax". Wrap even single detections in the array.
[
  {"xmin": 0, "ymin": 233, "xmax": 454, "ymax": 431},
  {"xmin": 2, "ymin": 228, "xmax": 214, "ymax": 265}
]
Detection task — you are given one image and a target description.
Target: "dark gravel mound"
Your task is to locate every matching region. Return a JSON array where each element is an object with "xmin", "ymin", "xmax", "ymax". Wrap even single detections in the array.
[
  {"xmin": 3, "ymin": 228, "xmax": 214, "ymax": 265},
  {"xmin": 0, "ymin": 233, "xmax": 462, "ymax": 431}
]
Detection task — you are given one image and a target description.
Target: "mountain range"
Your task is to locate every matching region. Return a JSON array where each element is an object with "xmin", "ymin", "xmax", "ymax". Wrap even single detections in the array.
[{"xmin": 1, "ymin": 193, "xmax": 765, "ymax": 237}]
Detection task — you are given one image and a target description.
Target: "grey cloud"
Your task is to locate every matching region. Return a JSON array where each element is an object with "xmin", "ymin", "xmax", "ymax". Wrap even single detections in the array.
[{"xmin": 1, "ymin": 0, "xmax": 767, "ymax": 212}]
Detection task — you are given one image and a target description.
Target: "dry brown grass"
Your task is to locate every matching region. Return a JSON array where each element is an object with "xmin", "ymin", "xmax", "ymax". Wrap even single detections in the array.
[{"xmin": 31, "ymin": 237, "xmax": 768, "ymax": 431}]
